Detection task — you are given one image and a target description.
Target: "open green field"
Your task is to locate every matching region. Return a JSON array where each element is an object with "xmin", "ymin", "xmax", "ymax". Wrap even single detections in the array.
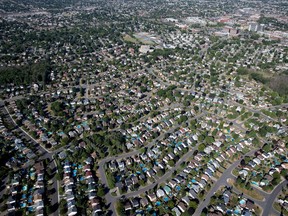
[{"xmin": 123, "ymin": 34, "xmax": 139, "ymax": 43}]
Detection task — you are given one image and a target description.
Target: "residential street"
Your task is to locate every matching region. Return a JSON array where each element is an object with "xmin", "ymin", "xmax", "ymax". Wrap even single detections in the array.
[
  {"xmin": 193, "ymin": 148, "xmax": 260, "ymax": 216},
  {"xmin": 0, "ymin": 1, "xmax": 287, "ymax": 215},
  {"xmin": 98, "ymin": 112, "xmax": 206, "ymax": 215},
  {"xmin": 0, "ymin": 100, "xmax": 60, "ymax": 216},
  {"xmin": 262, "ymin": 180, "xmax": 288, "ymax": 216},
  {"xmin": 1, "ymin": 94, "xmax": 287, "ymax": 216}
]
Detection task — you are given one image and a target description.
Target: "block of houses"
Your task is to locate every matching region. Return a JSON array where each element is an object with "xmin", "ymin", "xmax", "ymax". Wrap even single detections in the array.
[
  {"xmin": 140, "ymin": 197, "xmax": 149, "ymax": 207},
  {"xmin": 147, "ymin": 193, "xmax": 157, "ymax": 202},
  {"xmin": 178, "ymin": 201, "xmax": 187, "ymax": 213},
  {"xmin": 156, "ymin": 189, "xmax": 165, "ymax": 198},
  {"xmin": 172, "ymin": 207, "xmax": 182, "ymax": 216},
  {"xmin": 131, "ymin": 198, "xmax": 140, "ymax": 208}
]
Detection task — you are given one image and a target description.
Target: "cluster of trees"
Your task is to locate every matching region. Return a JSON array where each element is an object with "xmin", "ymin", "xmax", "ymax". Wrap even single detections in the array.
[
  {"xmin": 249, "ymin": 72, "xmax": 267, "ymax": 84},
  {"xmin": 50, "ymin": 101, "xmax": 65, "ymax": 116},
  {"xmin": 259, "ymin": 16, "xmax": 288, "ymax": 31},
  {"xmin": 0, "ymin": 60, "xmax": 50, "ymax": 86},
  {"xmin": 236, "ymin": 65, "xmax": 288, "ymax": 103},
  {"xmin": 236, "ymin": 67, "xmax": 249, "ymax": 75},
  {"xmin": 269, "ymin": 75, "xmax": 288, "ymax": 97},
  {"xmin": 0, "ymin": 137, "xmax": 13, "ymax": 179},
  {"xmin": 258, "ymin": 125, "xmax": 277, "ymax": 137},
  {"xmin": 156, "ymin": 85, "xmax": 177, "ymax": 100},
  {"xmin": 90, "ymin": 131, "xmax": 126, "ymax": 156}
]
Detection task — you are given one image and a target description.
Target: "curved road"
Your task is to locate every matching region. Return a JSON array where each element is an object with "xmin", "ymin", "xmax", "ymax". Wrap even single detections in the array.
[
  {"xmin": 0, "ymin": 100, "xmax": 60, "ymax": 216},
  {"xmin": 193, "ymin": 148, "xmax": 259, "ymax": 216},
  {"xmin": 194, "ymin": 146, "xmax": 288, "ymax": 216},
  {"xmin": 98, "ymin": 112, "xmax": 206, "ymax": 215},
  {"xmin": 100, "ymin": 143, "xmax": 201, "ymax": 215},
  {"xmin": 262, "ymin": 180, "xmax": 288, "ymax": 216}
]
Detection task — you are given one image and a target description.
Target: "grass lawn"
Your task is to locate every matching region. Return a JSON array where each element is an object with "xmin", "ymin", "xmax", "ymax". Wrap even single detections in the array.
[
  {"xmin": 273, "ymin": 203, "xmax": 288, "ymax": 216},
  {"xmin": 218, "ymin": 167, "xmax": 225, "ymax": 173},
  {"xmin": 254, "ymin": 204, "xmax": 263, "ymax": 216},
  {"xmin": 123, "ymin": 34, "xmax": 139, "ymax": 43},
  {"xmin": 215, "ymin": 171, "xmax": 222, "ymax": 179},
  {"xmin": 223, "ymin": 161, "xmax": 232, "ymax": 169},
  {"xmin": 232, "ymin": 168, "xmax": 238, "ymax": 177},
  {"xmin": 273, "ymin": 203, "xmax": 282, "ymax": 212},
  {"xmin": 241, "ymin": 147, "xmax": 250, "ymax": 154},
  {"xmin": 227, "ymin": 179, "xmax": 264, "ymax": 201}
]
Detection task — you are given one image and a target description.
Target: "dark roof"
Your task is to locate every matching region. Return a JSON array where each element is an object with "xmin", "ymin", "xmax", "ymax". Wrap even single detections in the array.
[{"xmin": 246, "ymin": 199, "xmax": 255, "ymax": 209}]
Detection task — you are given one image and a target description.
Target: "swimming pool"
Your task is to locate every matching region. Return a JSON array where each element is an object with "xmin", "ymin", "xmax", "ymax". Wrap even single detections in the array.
[
  {"xmin": 239, "ymin": 199, "xmax": 246, "ymax": 205},
  {"xmin": 27, "ymin": 206, "xmax": 34, "ymax": 212},
  {"xmin": 20, "ymin": 203, "xmax": 27, "ymax": 208},
  {"xmin": 175, "ymin": 186, "xmax": 181, "ymax": 191},
  {"xmin": 147, "ymin": 205, "xmax": 152, "ymax": 211},
  {"xmin": 234, "ymin": 208, "xmax": 241, "ymax": 214}
]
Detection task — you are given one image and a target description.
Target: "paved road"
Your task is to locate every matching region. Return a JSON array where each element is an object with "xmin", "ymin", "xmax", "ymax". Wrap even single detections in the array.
[
  {"xmin": 193, "ymin": 148, "xmax": 259, "ymax": 216},
  {"xmin": 262, "ymin": 180, "xmax": 288, "ymax": 216},
  {"xmin": 229, "ymin": 100, "xmax": 288, "ymax": 123},
  {"xmin": 0, "ymin": 100, "xmax": 60, "ymax": 216},
  {"xmin": 98, "ymin": 112, "xmax": 206, "ymax": 215},
  {"xmin": 124, "ymin": 142, "xmax": 201, "ymax": 199},
  {"xmin": 98, "ymin": 121, "xmax": 185, "ymax": 216},
  {"xmin": 101, "ymin": 143, "xmax": 201, "ymax": 215}
]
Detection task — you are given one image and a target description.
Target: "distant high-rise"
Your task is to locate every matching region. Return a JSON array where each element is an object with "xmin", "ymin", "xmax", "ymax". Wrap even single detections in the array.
[
  {"xmin": 258, "ymin": 24, "xmax": 265, "ymax": 32},
  {"xmin": 248, "ymin": 23, "xmax": 265, "ymax": 32}
]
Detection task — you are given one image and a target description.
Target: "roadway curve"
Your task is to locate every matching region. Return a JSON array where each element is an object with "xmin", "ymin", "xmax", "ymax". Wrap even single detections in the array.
[
  {"xmin": 98, "ymin": 112, "xmax": 206, "ymax": 215},
  {"xmin": 262, "ymin": 180, "xmax": 288, "ymax": 216},
  {"xmin": 0, "ymin": 100, "xmax": 60, "ymax": 216},
  {"xmin": 193, "ymin": 148, "xmax": 259, "ymax": 216}
]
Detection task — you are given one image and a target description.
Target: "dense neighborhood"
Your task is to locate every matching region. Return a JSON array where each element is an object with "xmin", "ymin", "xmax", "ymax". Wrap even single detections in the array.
[{"xmin": 0, "ymin": 0, "xmax": 288, "ymax": 215}]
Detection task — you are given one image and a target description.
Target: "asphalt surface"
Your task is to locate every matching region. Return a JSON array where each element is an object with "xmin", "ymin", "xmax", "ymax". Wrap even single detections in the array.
[
  {"xmin": 262, "ymin": 180, "xmax": 288, "ymax": 216},
  {"xmin": 193, "ymin": 148, "xmax": 259, "ymax": 216},
  {"xmin": 2, "ymin": 83, "xmax": 287, "ymax": 216},
  {"xmin": 0, "ymin": 100, "xmax": 60, "ymax": 216},
  {"xmin": 98, "ymin": 112, "xmax": 206, "ymax": 215}
]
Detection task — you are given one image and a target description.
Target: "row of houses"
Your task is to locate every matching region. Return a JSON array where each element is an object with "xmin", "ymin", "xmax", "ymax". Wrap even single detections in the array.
[{"xmin": 7, "ymin": 162, "xmax": 45, "ymax": 215}]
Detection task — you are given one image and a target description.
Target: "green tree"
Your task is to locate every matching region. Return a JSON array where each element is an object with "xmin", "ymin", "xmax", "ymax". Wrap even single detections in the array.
[
  {"xmin": 106, "ymin": 172, "xmax": 115, "ymax": 188},
  {"xmin": 116, "ymin": 201, "xmax": 125, "ymax": 216},
  {"xmin": 205, "ymin": 136, "xmax": 214, "ymax": 144},
  {"xmin": 262, "ymin": 143, "xmax": 272, "ymax": 153},
  {"xmin": 97, "ymin": 185, "xmax": 106, "ymax": 197},
  {"xmin": 167, "ymin": 200, "xmax": 175, "ymax": 208},
  {"xmin": 198, "ymin": 143, "xmax": 205, "ymax": 152},
  {"xmin": 168, "ymin": 160, "xmax": 175, "ymax": 167},
  {"xmin": 189, "ymin": 200, "xmax": 198, "ymax": 209},
  {"xmin": 272, "ymin": 172, "xmax": 281, "ymax": 186}
]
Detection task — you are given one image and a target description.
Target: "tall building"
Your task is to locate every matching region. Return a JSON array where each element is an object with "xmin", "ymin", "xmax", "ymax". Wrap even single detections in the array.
[{"xmin": 248, "ymin": 23, "xmax": 265, "ymax": 32}]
